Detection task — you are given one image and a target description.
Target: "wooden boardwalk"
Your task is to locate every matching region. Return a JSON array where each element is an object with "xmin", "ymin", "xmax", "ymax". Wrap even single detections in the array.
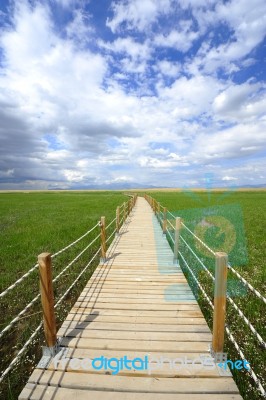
[{"xmin": 19, "ymin": 197, "xmax": 243, "ymax": 399}]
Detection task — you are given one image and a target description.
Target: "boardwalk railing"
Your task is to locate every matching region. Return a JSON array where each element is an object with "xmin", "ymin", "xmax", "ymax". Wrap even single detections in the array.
[
  {"xmin": 144, "ymin": 193, "xmax": 266, "ymax": 399},
  {"xmin": 0, "ymin": 195, "xmax": 136, "ymax": 388}
]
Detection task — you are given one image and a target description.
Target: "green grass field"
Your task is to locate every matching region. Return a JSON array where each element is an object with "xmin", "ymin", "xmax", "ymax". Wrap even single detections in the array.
[
  {"xmin": 144, "ymin": 189, "xmax": 266, "ymax": 400},
  {"xmin": 0, "ymin": 190, "xmax": 265, "ymax": 399}
]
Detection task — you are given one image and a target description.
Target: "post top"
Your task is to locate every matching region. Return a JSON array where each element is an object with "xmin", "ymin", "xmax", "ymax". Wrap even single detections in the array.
[
  {"xmin": 38, "ymin": 252, "xmax": 51, "ymax": 260},
  {"xmin": 215, "ymin": 252, "xmax": 228, "ymax": 258}
]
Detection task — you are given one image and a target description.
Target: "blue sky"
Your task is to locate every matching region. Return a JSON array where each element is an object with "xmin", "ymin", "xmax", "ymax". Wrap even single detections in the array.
[{"xmin": 0, "ymin": 0, "xmax": 265, "ymax": 189}]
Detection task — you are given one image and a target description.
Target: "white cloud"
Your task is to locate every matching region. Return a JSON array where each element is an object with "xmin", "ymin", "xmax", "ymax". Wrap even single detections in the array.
[
  {"xmin": 187, "ymin": 0, "xmax": 266, "ymax": 74},
  {"xmin": 191, "ymin": 121, "xmax": 266, "ymax": 163},
  {"xmin": 156, "ymin": 60, "xmax": 180, "ymax": 78},
  {"xmin": 107, "ymin": 0, "xmax": 172, "ymax": 32},
  {"xmin": 154, "ymin": 26, "xmax": 199, "ymax": 52},
  {"xmin": 222, "ymin": 176, "xmax": 238, "ymax": 181},
  {"xmin": 213, "ymin": 83, "xmax": 266, "ymax": 122}
]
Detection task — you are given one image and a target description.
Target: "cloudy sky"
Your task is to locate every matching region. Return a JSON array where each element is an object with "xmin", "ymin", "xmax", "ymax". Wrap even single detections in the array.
[{"xmin": 0, "ymin": 0, "xmax": 265, "ymax": 189}]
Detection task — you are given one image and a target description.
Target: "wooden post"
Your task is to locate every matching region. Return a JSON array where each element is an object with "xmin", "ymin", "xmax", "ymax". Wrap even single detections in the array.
[
  {"xmin": 163, "ymin": 207, "xmax": 167, "ymax": 233},
  {"xmin": 100, "ymin": 216, "xmax": 106, "ymax": 262},
  {"xmin": 123, "ymin": 202, "xmax": 126, "ymax": 222},
  {"xmin": 212, "ymin": 252, "xmax": 228, "ymax": 354},
  {"xmin": 173, "ymin": 217, "xmax": 181, "ymax": 262},
  {"xmin": 116, "ymin": 206, "xmax": 120, "ymax": 234},
  {"xmin": 127, "ymin": 199, "xmax": 130, "ymax": 215},
  {"xmin": 157, "ymin": 202, "xmax": 160, "ymax": 217},
  {"xmin": 38, "ymin": 253, "xmax": 57, "ymax": 348}
]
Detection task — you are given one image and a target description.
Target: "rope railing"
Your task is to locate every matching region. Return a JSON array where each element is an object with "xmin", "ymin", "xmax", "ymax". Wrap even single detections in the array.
[
  {"xmin": 54, "ymin": 247, "xmax": 101, "ymax": 309},
  {"xmin": 0, "ymin": 245, "xmax": 103, "ymax": 386},
  {"xmin": 0, "ymin": 194, "xmax": 137, "ymax": 386},
  {"xmin": 144, "ymin": 193, "xmax": 266, "ymax": 398},
  {"xmin": 168, "ymin": 210, "xmax": 216, "ymax": 256},
  {"xmin": 179, "ymin": 250, "xmax": 214, "ymax": 309},
  {"xmin": 225, "ymin": 326, "xmax": 266, "ymax": 397},
  {"xmin": 180, "ymin": 235, "xmax": 215, "ymax": 281},
  {"xmin": 179, "ymin": 235, "xmax": 265, "ymax": 349},
  {"xmin": 0, "ymin": 232, "xmax": 102, "ymax": 339},
  {"xmin": 0, "ymin": 321, "xmax": 43, "ymax": 385},
  {"xmin": 145, "ymin": 193, "xmax": 265, "ymax": 308},
  {"xmin": 228, "ymin": 263, "xmax": 266, "ymax": 305},
  {"xmin": 0, "ymin": 263, "xmax": 39, "ymax": 299},
  {"xmin": 179, "ymin": 249, "xmax": 266, "ymax": 398},
  {"xmin": 0, "ymin": 222, "xmax": 99, "ymax": 299}
]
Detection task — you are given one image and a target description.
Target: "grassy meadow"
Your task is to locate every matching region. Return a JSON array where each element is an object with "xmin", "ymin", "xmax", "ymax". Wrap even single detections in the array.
[
  {"xmin": 0, "ymin": 189, "xmax": 265, "ymax": 399},
  {"xmin": 144, "ymin": 189, "xmax": 266, "ymax": 400}
]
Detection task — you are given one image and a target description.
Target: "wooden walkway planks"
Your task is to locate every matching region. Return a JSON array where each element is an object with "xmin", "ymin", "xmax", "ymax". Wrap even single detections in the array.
[{"xmin": 19, "ymin": 197, "xmax": 243, "ymax": 400}]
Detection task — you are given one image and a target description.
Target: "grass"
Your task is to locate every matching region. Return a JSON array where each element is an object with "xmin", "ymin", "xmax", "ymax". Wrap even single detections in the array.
[
  {"xmin": 0, "ymin": 191, "xmax": 127, "ymax": 399},
  {"xmin": 144, "ymin": 189, "xmax": 266, "ymax": 400}
]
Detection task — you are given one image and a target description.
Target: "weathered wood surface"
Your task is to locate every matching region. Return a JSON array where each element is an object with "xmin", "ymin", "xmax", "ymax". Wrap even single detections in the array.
[{"xmin": 19, "ymin": 197, "xmax": 242, "ymax": 400}]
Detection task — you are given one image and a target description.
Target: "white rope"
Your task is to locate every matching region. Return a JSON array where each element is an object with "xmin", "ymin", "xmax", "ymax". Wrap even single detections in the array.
[
  {"xmin": 228, "ymin": 263, "xmax": 266, "ymax": 305},
  {"xmin": 0, "ymin": 247, "xmax": 102, "ymax": 383},
  {"xmin": 52, "ymin": 233, "xmax": 101, "ymax": 284},
  {"xmin": 180, "ymin": 235, "xmax": 215, "ymax": 281},
  {"xmin": 52, "ymin": 222, "xmax": 98, "ymax": 258},
  {"xmin": 0, "ymin": 223, "xmax": 99, "ymax": 299},
  {"xmin": 0, "ymin": 294, "xmax": 40, "ymax": 339},
  {"xmin": 225, "ymin": 325, "xmax": 266, "ymax": 397},
  {"xmin": 157, "ymin": 212, "xmax": 163, "ymax": 224},
  {"xmin": 0, "ymin": 263, "xmax": 39, "ymax": 299},
  {"xmin": 181, "ymin": 222, "xmax": 216, "ymax": 256},
  {"xmin": 0, "ymin": 233, "xmax": 101, "ymax": 338},
  {"xmin": 106, "ymin": 228, "xmax": 116, "ymax": 244},
  {"xmin": 105, "ymin": 217, "xmax": 116, "ymax": 231},
  {"xmin": 168, "ymin": 211, "xmax": 215, "ymax": 256},
  {"xmin": 179, "ymin": 236, "xmax": 265, "ymax": 348},
  {"xmin": 179, "ymin": 251, "xmax": 214, "ymax": 309},
  {"xmin": 164, "ymin": 207, "xmax": 266, "ymax": 396},
  {"xmin": 179, "ymin": 252, "xmax": 265, "ymax": 397},
  {"xmin": 168, "ymin": 220, "xmax": 175, "ymax": 230},
  {"xmin": 0, "ymin": 321, "xmax": 43, "ymax": 384},
  {"xmin": 55, "ymin": 247, "xmax": 101, "ymax": 308},
  {"xmin": 226, "ymin": 296, "xmax": 265, "ymax": 349},
  {"xmin": 166, "ymin": 228, "xmax": 174, "ymax": 243},
  {"xmin": 0, "ymin": 205, "xmax": 127, "ymax": 382}
]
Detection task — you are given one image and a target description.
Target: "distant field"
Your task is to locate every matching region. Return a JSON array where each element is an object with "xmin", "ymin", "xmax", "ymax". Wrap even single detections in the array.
[
  {"xmin": 144, "ymin": 189, "xmax": 266, "ymax": 400},
  {"xmin": 0, "ymin": 191, "xmax": 126, "ymax": 399}
]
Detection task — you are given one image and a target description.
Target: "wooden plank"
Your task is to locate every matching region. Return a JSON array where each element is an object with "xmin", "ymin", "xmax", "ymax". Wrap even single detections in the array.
[
  {"xmin": 81, "ymin": 288, "xmax": 193, "ymax": 294},
  {"xmin": 19, "ymin": 384, "xmax": 244, "ymax": 400},
  {"xmin": 48, "ymin": 360, "xmax": 224, "ymax": 378},
  {"xmin": 60, "ymin": 337, "xmax": 210, "ymax": 352},
  {"xmin": 74, "ymin": 300, "xmax": 199, "ymax": 308},
  {"xmin": 65, "ymin": 313, "xmax": 207, "ymax": 325},
  {"xmin": 27, "ymin": 370, "xmax": 240, "ymax": 393},
  {"xmin": 79, "ymin": 290, "xmax": 195, "ymax": 297},
  {"xmin": 70, "ymin": 308, "xmax": 204, "ymax": 317},
  {"xmin": 49, "ymin": 347, "xmax": 212, "ymax": 360},
  {"xmin": 60, "ymin": 321, "xmax": 210, "ymax": 332},
  {"xmin": 57, "ymin": 328, "xmax": 212, "ymax": 342}
]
